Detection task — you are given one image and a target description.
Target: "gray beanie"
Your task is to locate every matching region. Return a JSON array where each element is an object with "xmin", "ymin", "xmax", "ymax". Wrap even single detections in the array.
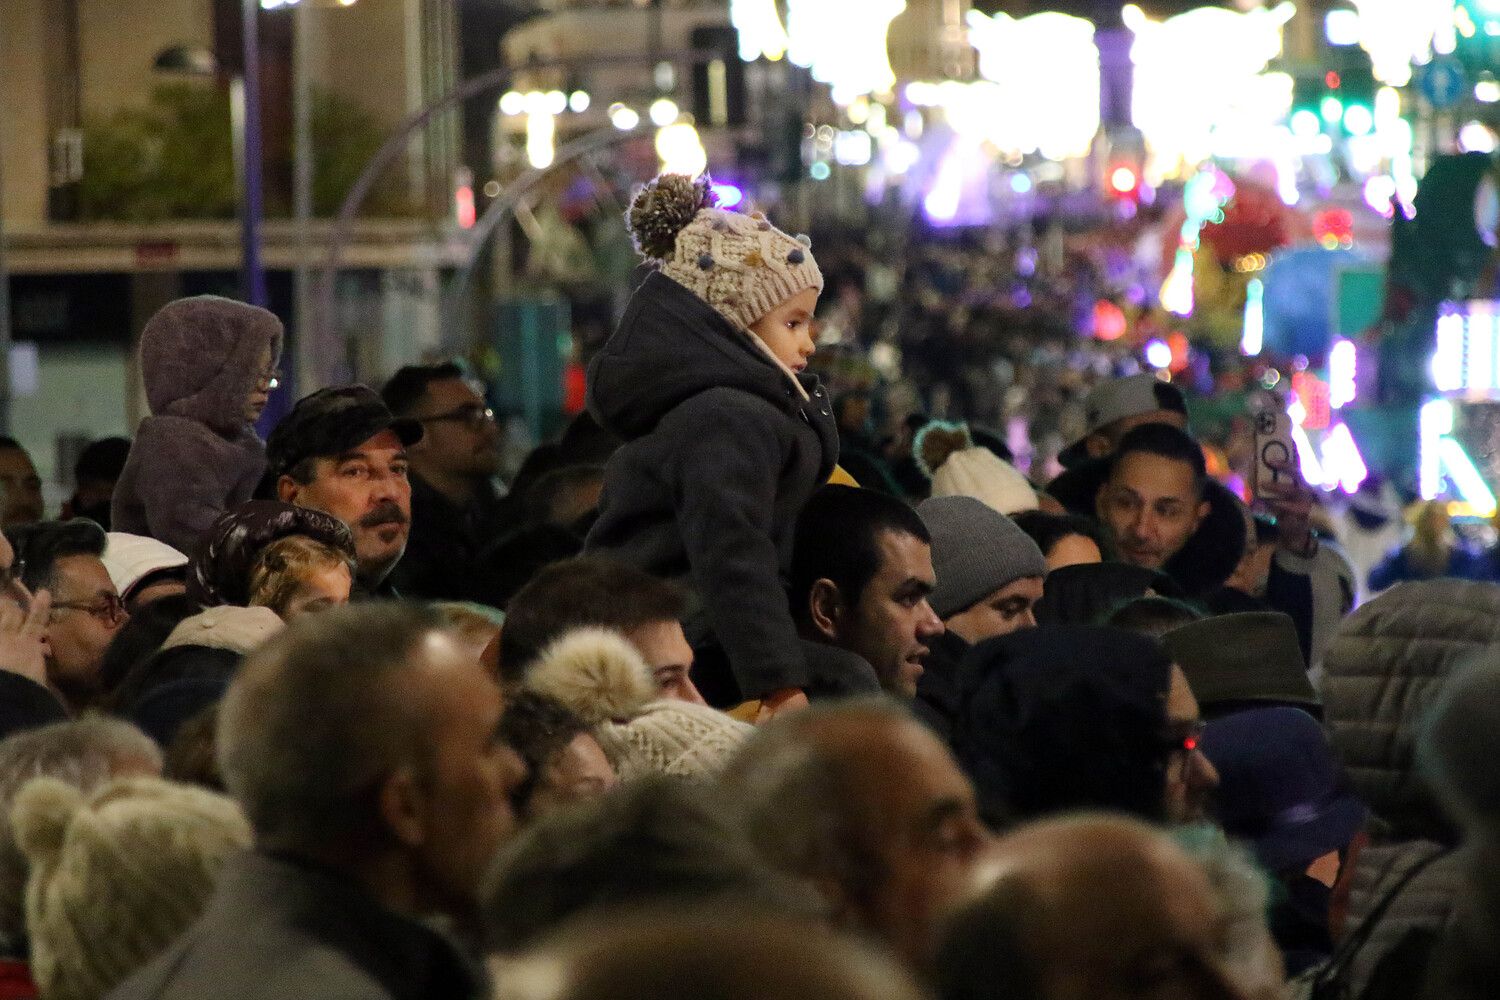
[{"xmin": 918, "ymin": 496, "xmax": 1048, "ymax": 619}]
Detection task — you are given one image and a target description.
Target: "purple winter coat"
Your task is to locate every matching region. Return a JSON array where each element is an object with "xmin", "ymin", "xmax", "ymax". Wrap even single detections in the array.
[{"xmin": 112, "ymin": 296, "xmax": 283, "ymax": 557}]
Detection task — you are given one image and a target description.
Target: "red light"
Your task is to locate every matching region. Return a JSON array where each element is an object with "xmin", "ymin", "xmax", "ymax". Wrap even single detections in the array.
[
  {"xmin": 1184, "ymin": 735, "xmax": 1199, "ymax": 752},
  {"xmin": 1094, "ymin": 300, "xmax": 1128, "ymax": 341},
  {"xmin": 455, "ymin": 185, "xmax": 476, "ymax": 229},
  {"xmin": 1325, "ymin": 71, "xmax": 1341, "ymax": 89}
]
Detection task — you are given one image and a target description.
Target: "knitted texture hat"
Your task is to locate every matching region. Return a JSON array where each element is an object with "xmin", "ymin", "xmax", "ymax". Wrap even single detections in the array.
[
  {"xmin": 916, "ymin": 422, "xmax": 1038, "ymax": 515},
  {"xmin": 626, "ymin": 174, "xmax": 823, "ymax": 334},
  {"xmin": 918, "ymin": 495, "xmax": 1048, "ymax": 619},
  {"xmin": 526, "ymin": 628, "xmax": 752, "ymax": 781},
  {"xmin": 11, "ymin": 775, "xmax": 251, "ymax": 1000}
]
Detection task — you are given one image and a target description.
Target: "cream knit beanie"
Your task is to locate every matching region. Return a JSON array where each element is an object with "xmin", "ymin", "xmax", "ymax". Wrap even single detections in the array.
[
  {"xmin": 12, "ymin": 775, "xmax": 251, "ymax": 1000},
  {"xmin": 627, "ymin": 174, "xmax": 824, "ymax": 335},
  {"xmin": 915, "ymin": 421, "xmax": 1038, "ymax": 515},
  {"xmin": 526, "ymin": 628, "xmax": 752, "ymax": 782}
]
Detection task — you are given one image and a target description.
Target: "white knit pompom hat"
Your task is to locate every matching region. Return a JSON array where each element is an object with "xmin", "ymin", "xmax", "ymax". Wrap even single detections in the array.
[
  {"xmin": 526, "ymin": 628, "xmax": 752, "ymax": 781},
  {"xmin": 11, "ymin": 775, "xmax": 251, "ymax": 1000},
  {"xmin": 915, "ymin": 421, "xmax": 1038, "ymax": 515}
]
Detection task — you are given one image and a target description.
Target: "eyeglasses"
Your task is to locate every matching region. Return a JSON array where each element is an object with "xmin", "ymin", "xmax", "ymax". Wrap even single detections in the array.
[
  {"xmin": 420, "ymin": 404, "xmax": 496, "ymax": 430},
  {"xmin": 52, "ymin": 592, "xmax": 127, "ymax": 626}
]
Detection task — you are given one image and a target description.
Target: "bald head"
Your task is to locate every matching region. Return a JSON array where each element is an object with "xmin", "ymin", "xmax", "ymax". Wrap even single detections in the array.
[
  {"xmin": 724, "ymin": 700, "xmax": 986, "ymax": 967},
  {"xmin": 936, "ymin": 816, "xmax": 1247, "ymax": 1000}
]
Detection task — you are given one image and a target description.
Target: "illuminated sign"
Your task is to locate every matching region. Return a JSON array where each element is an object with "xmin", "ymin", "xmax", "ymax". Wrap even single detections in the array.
[
  {"xmin": 965, "ymin": 10, "xmax": 1099, "ymax": 161},
  {"xmin": 1420, "ymin": 398, "xmax": 1498, "ymax": 515},
  {"xmin": 729, "ymin": 0, "xmax": 788, "ymax": 62},
  {"xmin": 1431, "ymin": 302, "xmax": 1500, "ymax": 395}
]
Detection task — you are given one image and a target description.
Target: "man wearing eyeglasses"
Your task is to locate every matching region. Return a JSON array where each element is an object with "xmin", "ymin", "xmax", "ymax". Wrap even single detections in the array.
[
  {"xmin": 380, "ymin": 363, "xmax": 504, "ymax": 602},
  {"xmin": 3, "ymin": 519, "xmax": 126, "ymax": 716}
]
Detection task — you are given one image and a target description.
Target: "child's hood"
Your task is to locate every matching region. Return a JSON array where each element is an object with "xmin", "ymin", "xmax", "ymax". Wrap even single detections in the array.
[
  {"xmin": 139, "ymin": 296, "xmax": 283, "ymax": 436},
  {"xmin": 588, "ymin": 271, "xmax": 815, "ymax": 440}
]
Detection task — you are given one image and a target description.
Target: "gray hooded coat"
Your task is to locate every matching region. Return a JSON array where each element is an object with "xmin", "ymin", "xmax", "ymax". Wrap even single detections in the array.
[
  {"xmin": 585, "ymin": 271, "xmax": 838, "ymax": 700},
  {"xmin": 112, "ymin": 297, "xmax": 283, "ymax": 556}
]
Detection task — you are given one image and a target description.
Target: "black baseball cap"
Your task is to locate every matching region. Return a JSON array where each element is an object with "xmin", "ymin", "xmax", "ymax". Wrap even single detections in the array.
[{"xmin": 267, "ymin": 385, "xmax": 424, "ymax": 477}]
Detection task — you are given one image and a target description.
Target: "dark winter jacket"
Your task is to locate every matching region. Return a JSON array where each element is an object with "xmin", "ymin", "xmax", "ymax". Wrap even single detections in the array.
[
  {"xmin": 0, "ymin": 673, "xmax": 66, "ymax": 741},
  {"xmin": 913, "ymin": 628, "xmax": 971, "ymax": 743},
  {"xmin": 1046, "ymin": 456, "xmax": 1244, "ymax": 598},
  {"xmin": 387, "ymin": 473, "xmax": 505, "ymax": 602},
  {"xmin": 584, "ymin": 271, "xmax": 839, "ymax": 700},
  {"xmin": 951, "ymin": 625, "xmax": 1174, "ymax": 828},
  {"xmin": 107, "ymin": 850, "xmax": 480, "ymax": 1000},
  {"xmin": 1318, "ymin": 580, "xmax": 1489, "ymax": 998},
  {"xmin": 113, "ymin": 297, "xmax": 283, "ymax": 556}
]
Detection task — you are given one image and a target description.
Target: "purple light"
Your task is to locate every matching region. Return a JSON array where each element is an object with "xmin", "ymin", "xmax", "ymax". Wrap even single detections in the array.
[{"xmin": 711, "ymin": 183, "xmax": 744, "ymax": 209}]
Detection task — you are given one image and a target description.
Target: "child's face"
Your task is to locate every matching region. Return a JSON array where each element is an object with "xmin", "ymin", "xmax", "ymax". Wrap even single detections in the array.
[
  {"xmin": 245, "ymin": 344, "xmax": 275, "ymax": 423},
  {"xmin": 749, "ymin": 287, "xmax": 819, "ymax": 373}
]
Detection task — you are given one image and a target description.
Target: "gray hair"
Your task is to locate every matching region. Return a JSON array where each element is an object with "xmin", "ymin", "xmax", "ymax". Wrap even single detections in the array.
[
  {"xmin": 0, "ymin": 717, "xmax": 162, "ymax": 953},
  {"xmin": 216, "ymin": 602, "xmax": 445, "ymax": 854},
  {"xmin": 719, "ymin": 698, "xmax": 914, "ymax": 905}
]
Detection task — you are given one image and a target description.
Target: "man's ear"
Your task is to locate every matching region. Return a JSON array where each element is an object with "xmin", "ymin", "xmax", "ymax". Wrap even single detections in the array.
[
  {"xmin": 377, "ymin": 765, "xmax": 427, "ymax": 849},
  {"xmin": 808, "ymin": 579, "xmax": 845, "ymax": 641},
  {"xmin": 276, "ymin": 475, "xmax": 300, "ymax": 504},
  {"xmin": 1193, "ymin": 498, "xmax": 1211, "ymax": 531}
]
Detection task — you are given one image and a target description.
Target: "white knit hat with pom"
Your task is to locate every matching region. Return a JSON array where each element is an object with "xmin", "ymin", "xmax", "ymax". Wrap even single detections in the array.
[
  {"xmin": 526, "ymin": 628, "xmax": 752, "ymax": 782},
  {"xmin": 11, "ymin": 775, "xmax": 251, "ymax": 1000},
  {"xmin": 915, "ymin": 421, "xmax": 1038, "ymax": 515}
]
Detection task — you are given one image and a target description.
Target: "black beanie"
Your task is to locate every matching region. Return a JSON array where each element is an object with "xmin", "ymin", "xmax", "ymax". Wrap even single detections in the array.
[{"xmin": 952, "ymin": 624, "xmax": 1173, "ymax": 828}]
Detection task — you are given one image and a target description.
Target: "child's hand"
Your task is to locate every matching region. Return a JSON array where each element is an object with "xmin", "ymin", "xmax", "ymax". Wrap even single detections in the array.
[{"xmin": 754, "ymin": 687, "xmax": 810, "ymax": 724}]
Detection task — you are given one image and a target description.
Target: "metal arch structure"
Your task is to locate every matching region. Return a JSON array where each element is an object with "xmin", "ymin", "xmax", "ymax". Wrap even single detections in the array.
[
  {"xmin": 441, "ymin": 125, "xmax": 642, "ymax": 351},
  {"xmin": 314, "ymin": 49, "xmax": 717, "ymax": 387}
]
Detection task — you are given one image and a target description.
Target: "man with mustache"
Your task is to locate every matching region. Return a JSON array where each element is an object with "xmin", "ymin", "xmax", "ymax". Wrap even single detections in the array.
[{"xmin": 267, "ymin": 387, "xmax": 424, "ymax": 596}]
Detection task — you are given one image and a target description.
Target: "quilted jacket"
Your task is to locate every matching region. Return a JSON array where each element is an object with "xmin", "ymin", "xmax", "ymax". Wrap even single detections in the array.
[{"xmin": 1318, "ymin": 580, "xmax": 1498, "ymax": 997}]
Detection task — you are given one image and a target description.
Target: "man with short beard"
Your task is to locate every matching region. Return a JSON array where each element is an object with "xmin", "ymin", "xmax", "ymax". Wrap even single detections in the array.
[{"xmin": 267, "ymin": 387, "xmax": 424, "ymax": 597}]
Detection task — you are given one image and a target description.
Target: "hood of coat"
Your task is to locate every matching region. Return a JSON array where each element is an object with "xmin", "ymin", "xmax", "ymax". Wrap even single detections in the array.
[
  {"xmin": 952, "ymin": 624, "xmax": 1173, "ymax": 827},
  {"xmin": 1046, "ymin": 455, "xmax": 1246, "ymax": 598},
  {"xmin": 588, "ymin": 271, "xmax": 823, "ymax": 441},
  {"xmin": 1322, "ymin": 579, "xmax": 1500, "ymax": 842},
  {"xmin": 140, "ymin": 296, "xmax": 284, "ymax": 436},
  {"xmin": 188, "ymin": 500, "xmax": 355, "ymax": 608}
]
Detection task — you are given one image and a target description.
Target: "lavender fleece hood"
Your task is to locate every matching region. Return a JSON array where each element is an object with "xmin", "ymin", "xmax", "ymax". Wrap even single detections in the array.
[{"xmin": 112, "ymin": 296, "xmax": 283, "ymax": 556}]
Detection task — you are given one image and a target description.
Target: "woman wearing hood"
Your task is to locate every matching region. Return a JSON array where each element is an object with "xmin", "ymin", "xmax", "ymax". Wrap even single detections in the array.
[{"xmin": 112, "ymin": 296, "xmax": 283, "ymax": 556}]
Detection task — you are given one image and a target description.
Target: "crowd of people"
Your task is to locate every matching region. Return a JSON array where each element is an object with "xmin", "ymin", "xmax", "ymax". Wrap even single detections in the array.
[{"xmin": 0, "ymin": 170, "xmax": 1491, "ymax": 1000}]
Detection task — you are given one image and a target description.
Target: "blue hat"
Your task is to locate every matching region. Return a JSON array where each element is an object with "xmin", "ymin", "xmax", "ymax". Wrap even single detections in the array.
[{"xmin": 1200, "ymin": 707, "xmax": 1367, "ymax": 873}]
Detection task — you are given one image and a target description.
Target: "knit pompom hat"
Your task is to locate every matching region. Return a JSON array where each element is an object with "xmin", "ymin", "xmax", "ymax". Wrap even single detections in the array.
[
  {"xmin": 12, "ymin": 775, "xmax": 252, "ymax": 1000},
  {"xmin": 526, "ymin": 628, "xmax": 752, "ymax": 782},
  {"xmin": 627, "ymin": 174, "xmax": 824, "ymax": 335},
  {"xmin": 915, "ymin": 421, "xmax": 1038, "ymax": 515}
]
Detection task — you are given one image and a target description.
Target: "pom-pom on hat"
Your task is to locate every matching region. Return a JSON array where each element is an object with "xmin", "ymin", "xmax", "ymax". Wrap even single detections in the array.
[
  {"xmin": 12, "ymin": 775, "xmax": 251, "ymax": 1000},
  {"xmin": 626, "ymin": 173, "xmax": 824, "ymax": 334},
  {"xmin": 915, "ymin": 421, "xmax": 1038, "ymax": 515},
  {"xmin": 526, "ymin": 628, "xmax": 752, "ymax": 781}
]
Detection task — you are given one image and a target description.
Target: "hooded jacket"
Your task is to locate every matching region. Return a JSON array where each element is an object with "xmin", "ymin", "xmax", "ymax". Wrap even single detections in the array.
[
  {"xmin": 1317, "ymin": 580, "xmax": 1488, "ymax": 998},
  {"xmin": 113, "ymin": 297, "xmax": 283, "ymax": 556},
  {"xmin": 188, "ymin": 501, "xmax": 354, "ymax": 608},
  {"xmin": 951, "ymin": 625, "xmax": 1174, "ymax": 828},
  {"xmin": 1046, "ymin": 455, "xmax": 1244, "ymax": 598},
  {"xmin": 584, "ymin": 272, "xmax": 838, "ymax": 700}
]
